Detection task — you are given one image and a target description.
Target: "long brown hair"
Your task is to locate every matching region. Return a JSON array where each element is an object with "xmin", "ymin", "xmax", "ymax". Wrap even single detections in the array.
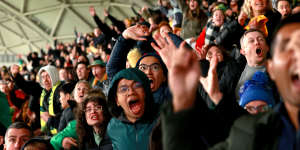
[
  {"xmin": 76, "ymin": 89, "xmax": 111, "ymax": 149},
  {"xmin": 186, "ymin": 0, "xmax": 206, "ymax": 20}
]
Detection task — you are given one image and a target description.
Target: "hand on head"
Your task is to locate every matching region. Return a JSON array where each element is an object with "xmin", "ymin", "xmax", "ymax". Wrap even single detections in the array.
[{"xmin": 199, "ymin": 54, "xmax": 223, "ymax": 104}]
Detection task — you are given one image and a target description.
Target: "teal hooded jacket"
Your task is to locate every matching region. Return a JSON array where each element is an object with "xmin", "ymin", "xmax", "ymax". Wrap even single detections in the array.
[{"xmin": 107, "ymin": 68, "xmax": 159, "ymax": 150}]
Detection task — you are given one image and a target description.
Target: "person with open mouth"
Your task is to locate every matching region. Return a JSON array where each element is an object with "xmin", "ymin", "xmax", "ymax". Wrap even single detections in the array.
[
  {"xmin": 235, "ymin": 29, "xmax": 270, "ymax": 101},
  {"xmin": 107, "ymin": 68, "xmax": 159, "ymax": 150},
  {"xmin": 76, "ymin": 89, "xmax": 112, "ymax": 150},
  {"xmin": 106, "ymin": 24, "xmax": 172, "ymax": 107}
]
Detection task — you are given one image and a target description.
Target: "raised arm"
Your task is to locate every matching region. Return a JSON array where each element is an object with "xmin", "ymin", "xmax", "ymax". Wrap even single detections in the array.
[
  {"xmin": 106, "ymin": 24, "xmax": 150, "ymax": 80},
  {"xmin": 10, "ymin": 64, "xmax": 42, "ymax": 95},
  {"xmin": 168, "ymin": 41, "xmax": 201, "ymax": 112},
  {"xmin": 89, "ymin": 6, "xmax": 117, "ymax": 38},
  {"xmin": 104, "ymin": 8, "xmax": 126, "ymax": 33}
]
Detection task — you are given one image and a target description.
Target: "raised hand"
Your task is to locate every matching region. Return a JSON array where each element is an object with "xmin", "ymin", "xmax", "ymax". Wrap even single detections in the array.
[
  {"xmin": 103, "ymin": 8, "xmax": 109, "ymax": 17},
  {"xmin": 89, "ymin": 6, "xmax": 96, "ymax": 16},
  {"xmin": 168, "ymin": 41, "xmax": 201, "ymax": 112},
  {"xmin": 199, "ymin": 55, "xmax": 223, "ymax": 105},
  {"xmin": 122, "ymin": 24, "xmax": 150, "ymax": 41},
  {"xmin": 40, "ymin": 112, "xmax": 50, "ymax": 122},
  {"xmin": 225, "ymin": 9, "xmax": 233, "ymax": 17},
  {"xmin": 198, "ymin": 45, "xmax": 208, "ymax": 60},
  {"xmin": 151, "ymin": 33, "xmax": 177, "ymax": 69},
  {"xmin": 62, "ymin": 137, "xmax": 78, "ymax": 150},
  {"xmin": 140, "ymin": 6, "xmax": 148, "ymax": 14},
  {"xmin": 238, "ymin": 11, "xmax": 248, "ymax": 26}
]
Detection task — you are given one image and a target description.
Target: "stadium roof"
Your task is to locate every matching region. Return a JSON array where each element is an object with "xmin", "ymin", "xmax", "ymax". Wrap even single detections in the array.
[{"xmin": 0, "ymin": 0, "xmax": 155, "ymax": 56}]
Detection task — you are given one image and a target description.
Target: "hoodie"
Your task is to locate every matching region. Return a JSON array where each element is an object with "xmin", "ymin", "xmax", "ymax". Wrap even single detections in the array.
[
  {"xmin": 38, "ymin": 65, "xmax": 63, "ymax": 135},
  {"xmin": 107, "ymin": 68, "xmax": 159, "ymax": 150},
  {"xmin": 38, "ymin": 65, "xmax": 60, "ymax": 89}
]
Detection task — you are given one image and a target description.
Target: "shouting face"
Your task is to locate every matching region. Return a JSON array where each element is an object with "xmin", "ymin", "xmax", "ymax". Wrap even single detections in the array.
[
  {"xmin": 138, "ymin": 56, "xmax": 166, "ymax": 92},
  {"xmin": 267, "ymin": 23, "xmax": 300, "ymax": 108},
  {"xmin": 116, "ymin": 79, "xmax": 145, "ymax": 123},
  {"xmin": 241, "ymin": 31, "xmax": 269, "ymax": 67}
]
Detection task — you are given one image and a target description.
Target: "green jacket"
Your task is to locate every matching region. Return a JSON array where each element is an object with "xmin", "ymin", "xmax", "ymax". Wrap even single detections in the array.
[
  {"xmin": 50, "ymin": 120, "xmax": 78, "ymax": 150},
  {"xmin": 0, "ymin": 92, "xmax": 12, "ymax": 128}
]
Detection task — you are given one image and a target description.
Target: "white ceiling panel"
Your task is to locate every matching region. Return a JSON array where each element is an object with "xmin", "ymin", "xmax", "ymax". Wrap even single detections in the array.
[{"xmin": 0, "ymin": 0, "xmax": 156, "ymax": 55}]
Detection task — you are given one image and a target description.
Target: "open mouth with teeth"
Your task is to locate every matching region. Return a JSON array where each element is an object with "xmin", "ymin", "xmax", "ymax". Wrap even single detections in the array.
[
  {"xmin": 256, "ymin": 48, "xmax": 263, "ymax": 56},
  {"xmin": 291, "ymin": 74, "xmax": 300, "ymax": 83},
  {"xmin": 290, "ymin": 73, "xmax": 300, "ymax": 92},
  {"xmin": 128, "ymin": 99, "xmax": 143, "ymax": 115},
  {"xmin": 90, "ymin": 114, "xmax": 99, "ymax": 120},
  {"xmin": 255, "ymin": 3, "xmax": 265, "ymax": 7},
  {"xmin": 148, "ymin": 78, "xmax": 154, "ymax": 89}
]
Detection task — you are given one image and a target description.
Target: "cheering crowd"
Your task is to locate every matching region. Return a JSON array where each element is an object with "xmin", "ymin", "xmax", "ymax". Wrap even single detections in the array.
[{"xmin": 0, "ymin": 0, "xmax": 299, "ymax": 149}]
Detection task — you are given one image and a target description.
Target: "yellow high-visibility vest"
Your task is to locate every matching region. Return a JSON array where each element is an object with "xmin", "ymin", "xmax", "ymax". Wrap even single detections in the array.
[{"xmin": 40, "ymin": 81, "xmax": 61, "ymax": 135}]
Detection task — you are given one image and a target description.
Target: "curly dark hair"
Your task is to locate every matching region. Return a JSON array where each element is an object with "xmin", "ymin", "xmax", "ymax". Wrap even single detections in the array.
[{"xmin": 76, "ymin": 89, "xmax": 111, "ymax": 149}]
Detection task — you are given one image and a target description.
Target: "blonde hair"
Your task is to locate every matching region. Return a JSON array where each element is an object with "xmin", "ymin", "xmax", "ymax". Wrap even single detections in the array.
[
  {"xmin": 241, "ymin": 0, "xmax": 274, "ymax": 18},
  {"xmin": 72, "ymin": 80, "xmax": 91, "ymax": 100}
]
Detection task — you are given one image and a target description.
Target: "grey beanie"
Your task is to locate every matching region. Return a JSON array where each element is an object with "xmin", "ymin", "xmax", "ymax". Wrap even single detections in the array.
[{"xmin": 38, "ymin": 65, "xmax": 59, "ymax": 89}]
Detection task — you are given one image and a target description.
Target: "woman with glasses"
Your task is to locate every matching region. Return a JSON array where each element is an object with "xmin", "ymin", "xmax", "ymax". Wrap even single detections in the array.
[
  {"xmin": 107, "ymin": 68, "xmax": 159, "ymax": 150},
  {"xmin": 76, "ymin": 89, "xmax": 112, "ymax": 150}
]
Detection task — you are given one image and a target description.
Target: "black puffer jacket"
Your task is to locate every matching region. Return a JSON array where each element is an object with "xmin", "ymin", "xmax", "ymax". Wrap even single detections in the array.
[{"xmin": 82, "ymin": 133, "xmax": 113, "ymax": 150}]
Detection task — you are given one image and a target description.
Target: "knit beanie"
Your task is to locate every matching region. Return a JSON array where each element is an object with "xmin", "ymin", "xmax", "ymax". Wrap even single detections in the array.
[
  {"xmin": 38, "ymin": 65, "xmax": 59, "ymax": 89},
  {"xmin": 239, "ymin": 71, "xmax": 275, "ymax": 107},
  {"xmin": 213, "ymin": 3, "xmax": 228, "ymax": 12}
]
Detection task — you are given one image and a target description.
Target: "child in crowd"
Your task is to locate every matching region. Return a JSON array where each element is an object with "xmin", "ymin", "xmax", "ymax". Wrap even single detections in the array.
[{"xmin": 57, "ymin": 82, "xmax": 76, "ymax": 131}]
